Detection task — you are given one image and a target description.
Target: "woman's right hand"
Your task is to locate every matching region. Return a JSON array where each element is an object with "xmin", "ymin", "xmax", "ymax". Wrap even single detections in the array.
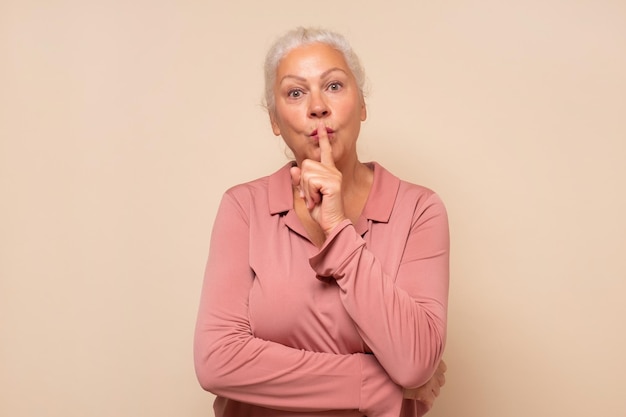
[
  {"xmin": 290, "ymin": 121, "xmax": 347, "ymax": 237},
  {"xmin": 402, "ymin": 360, "xmax": 447, "ymax": 412}
]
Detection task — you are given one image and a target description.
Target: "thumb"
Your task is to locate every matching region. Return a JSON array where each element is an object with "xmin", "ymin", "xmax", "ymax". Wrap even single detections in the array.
[{"xmin": 290, "ymin": 165, "xmax": 302, "ymax": 188}]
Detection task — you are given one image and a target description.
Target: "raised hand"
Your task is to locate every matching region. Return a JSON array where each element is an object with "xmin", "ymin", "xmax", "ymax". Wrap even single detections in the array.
[{"xmin": 290, "ymin": 121, "xmax": 347, "ymax": 236}]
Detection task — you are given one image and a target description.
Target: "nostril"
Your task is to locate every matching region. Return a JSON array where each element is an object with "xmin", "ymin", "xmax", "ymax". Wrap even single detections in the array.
[{"xmin": 309, "ymin": 108, "xmax": 330, "ymax": 118}]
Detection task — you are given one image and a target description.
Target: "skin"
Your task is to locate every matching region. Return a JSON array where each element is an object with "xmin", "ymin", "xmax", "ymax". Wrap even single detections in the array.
[
  {"xmin": 268, "ymin": 41, "xmax": 446, "ymax": 406},
  {"xmin": 269, "ymin": 42, "xmax": 372, "ymax": 244}
]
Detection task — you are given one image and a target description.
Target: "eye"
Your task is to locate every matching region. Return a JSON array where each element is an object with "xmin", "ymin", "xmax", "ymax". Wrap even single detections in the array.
[
  {"xmin": 327, "ymin": 82, "xmax": 343, "ymax": 91},
  {"xmin": 287, "ymin": 89, "xmax": 304, "ymax": 98}
]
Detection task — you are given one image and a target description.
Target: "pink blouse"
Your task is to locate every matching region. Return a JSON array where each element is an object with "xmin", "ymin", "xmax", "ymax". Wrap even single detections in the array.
[{"xmin": 194, "ymin": 162, "xmax": 449, "ymax": 417}]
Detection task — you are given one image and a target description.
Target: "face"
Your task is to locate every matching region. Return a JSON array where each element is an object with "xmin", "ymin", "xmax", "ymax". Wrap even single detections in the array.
[{"xmin": 269, "ymin": 42, "xmax": 367, "ymax": 167}]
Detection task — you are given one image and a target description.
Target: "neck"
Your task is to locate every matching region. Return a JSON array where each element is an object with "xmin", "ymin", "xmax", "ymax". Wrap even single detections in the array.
[{"xmin": 338, "ymin": 158, "xmax": 370, "ymax": 197}]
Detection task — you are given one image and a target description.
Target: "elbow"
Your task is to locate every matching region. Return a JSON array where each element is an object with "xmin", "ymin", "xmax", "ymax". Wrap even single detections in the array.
[
  {"xmin": 194, "ymin": 320, "xmax": 252, "ymax": 394},
  {"xmin": 194, "ymin": 353, "xmax": 221, "ymax": 393},
  {"xmin": 392, "ymin": 362, "xmax": 438, "ymax": 389},
  {"xmin": 195, "ymin": 353, "xmax": 237, "ymax": 394},
  {"xmin": 193, "ymin": 338, "xmax": 232, "ymax": 394},
  {"xmin": 195, "ymin": 366, "xmax": 216, "ymax": 393},
  {"xmin": 389, "ymin": 336, "xmax": 445, "ymax": 388},
  {"xmin": 196, "ymin": 375, "xmax": 214, "ymax": 393}
]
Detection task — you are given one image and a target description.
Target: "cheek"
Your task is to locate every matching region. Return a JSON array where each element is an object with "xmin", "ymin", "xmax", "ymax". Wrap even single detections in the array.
[
  {"xmin": 333, "ymin": 95, "xmax": 362, "ymax": 118},
  {"xmin": 276, "ymin": 108, "xmax": 302, "ymax": 129},
  {"xmin": 345, "ymin": 103, "xmax": 364, "ymax": 123}
]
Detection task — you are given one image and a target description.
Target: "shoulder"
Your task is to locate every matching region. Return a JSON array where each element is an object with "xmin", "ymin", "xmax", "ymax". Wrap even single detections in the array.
[
  {"xmin": 372, "ymin": 161, "xmax": 442, "ymax": 201},
  {"xmin": 398, "ymin": 181, "xmax": 448, "ymax": 229},
  {"xmin": 221, "ymin": 162, "xmax": 293, "ymax": 214},
  {"xmin": 218, "ymin": 176, "xmax": 271, "ymax": 226},
  {"xmin": 224, "ymin": 175, "xmax": 270, "ymax": 203},
  {"xmin": 372, "ymin": 161, "xmax": 447, "ymax": 219},
  {"xmin": 398, "ymin": 179, "xmax": 444, "ymax": 209}
]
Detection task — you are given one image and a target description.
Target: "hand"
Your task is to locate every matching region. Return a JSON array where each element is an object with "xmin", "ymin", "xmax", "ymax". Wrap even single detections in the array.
[
  {"xmin": 402, "ymin": 360, "xmax": 447, "ymax": 412},
  {"xmin": 290, "ymin": 121, "xmax": 346, "ymax": 235}
]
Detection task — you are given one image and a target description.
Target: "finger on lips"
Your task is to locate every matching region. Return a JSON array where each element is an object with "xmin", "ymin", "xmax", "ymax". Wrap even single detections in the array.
[
  {"xmin": 294, "ymin": 122, "xmax": 335, "ymax": 210},
  {"xmin": 317, "ymin": 121, "xmax": 334, "ymax": 167}
]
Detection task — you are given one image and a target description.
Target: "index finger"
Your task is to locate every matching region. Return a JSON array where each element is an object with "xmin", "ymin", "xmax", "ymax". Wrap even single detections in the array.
[{"xmin": 317, "ymin": 121, "xmax": 334, "ymax": 167}]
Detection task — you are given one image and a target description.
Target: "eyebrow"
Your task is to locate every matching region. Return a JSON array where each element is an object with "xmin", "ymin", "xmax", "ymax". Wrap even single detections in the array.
[{"xmin": 279, "ymin": 67, "xmax": 348, "ymax": 84}]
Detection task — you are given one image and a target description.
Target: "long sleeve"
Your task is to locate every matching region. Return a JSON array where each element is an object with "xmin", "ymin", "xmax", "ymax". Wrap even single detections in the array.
[
  {"xmin": 309, "ymin": 190, "xmax": 449, "ymax": 389},
  {"xmin": 193, "ymin": 189, "xmax": 403, "ymax": 415}
]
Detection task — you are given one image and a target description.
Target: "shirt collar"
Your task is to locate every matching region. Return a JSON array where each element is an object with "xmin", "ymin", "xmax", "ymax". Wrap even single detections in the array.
[
  {"xmin": 362, "ymin": 161, "xmax": 401, "ymax": 223},
  {"xmin": 268, "ymin": 161, "xmax": 400, "ymax": 223},
  {"xmin": 268, "ymin": 162, "xmax": 296, "ymax": 216}
]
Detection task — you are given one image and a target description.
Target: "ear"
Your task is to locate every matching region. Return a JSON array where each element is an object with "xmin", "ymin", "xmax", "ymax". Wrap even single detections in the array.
[
  {"xmin": 269, "ymin": 111, "xmax": 281, "ymax": 136},
  {"xmin": 360, "ymin": 99, "xmax": 367, "ymax": 121}
]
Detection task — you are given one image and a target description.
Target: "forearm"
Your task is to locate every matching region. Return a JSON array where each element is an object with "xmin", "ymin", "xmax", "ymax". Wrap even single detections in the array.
[
  {"xmin": 341, "ymin": 244, "xmax": 446, "ymax": 387},
  {"xmin": 194, "ymin": 317, "xmax": 403, "ymax": 414},
  {"xmin": 309, "ymin": 195, "xmax": 449, "ymax": 388},
  {"xmin": 195, "ymin": 327, "xmax": 357, "ymax": 411}
]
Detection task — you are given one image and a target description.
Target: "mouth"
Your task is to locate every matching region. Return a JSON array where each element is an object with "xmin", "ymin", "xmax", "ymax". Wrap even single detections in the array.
[{"xmin": 309, "ymin": 127, "xmax": 334, "ymax": 137}]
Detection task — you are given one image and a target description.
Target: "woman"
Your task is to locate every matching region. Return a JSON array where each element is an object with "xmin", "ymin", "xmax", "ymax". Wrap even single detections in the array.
[{"xmin": 194, "ymin": 27, "xmax": 449, "ymax": 417}]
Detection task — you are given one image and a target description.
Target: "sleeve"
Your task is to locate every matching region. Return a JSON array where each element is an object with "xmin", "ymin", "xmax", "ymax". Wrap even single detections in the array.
[
  {"xmin": 193, "ymin": 190, "xmax": 403, "ymax": 415},
  {"xmin": 309, "ymin": 192, "xmax": 450, "ymax": 389}
]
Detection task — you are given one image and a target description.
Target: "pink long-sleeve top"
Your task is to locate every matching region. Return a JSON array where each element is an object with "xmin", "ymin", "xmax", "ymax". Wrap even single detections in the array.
[{"xmin": 194, "ymin": 162, "xmax": 449, "ymax": 417}]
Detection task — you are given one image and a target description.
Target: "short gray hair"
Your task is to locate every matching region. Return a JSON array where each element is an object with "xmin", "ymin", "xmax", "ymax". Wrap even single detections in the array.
[{"xmin": 263, "ymin": 27, "xmax": 366, "ymax": 112}]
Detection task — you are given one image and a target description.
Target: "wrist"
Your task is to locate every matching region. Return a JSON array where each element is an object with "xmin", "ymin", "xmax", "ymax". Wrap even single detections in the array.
[{"xmin": 323, "ymin": 216, "xmax": 349, "ymax": 237}]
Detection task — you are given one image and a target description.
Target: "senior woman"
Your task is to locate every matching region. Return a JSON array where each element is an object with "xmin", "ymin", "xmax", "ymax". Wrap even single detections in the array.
[{"xmin": 194, "ymin": 27, "xmax": 449, "ymax": 417}]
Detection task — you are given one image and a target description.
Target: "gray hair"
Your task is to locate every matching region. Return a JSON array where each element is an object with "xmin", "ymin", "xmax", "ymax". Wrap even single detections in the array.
[{"xmin": 263, "ymin": 27, "xmax": 366, "ymax": 112}]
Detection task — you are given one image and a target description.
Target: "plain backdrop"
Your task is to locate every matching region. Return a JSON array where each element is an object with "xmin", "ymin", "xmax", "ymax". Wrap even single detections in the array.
[{"xmin": 1, "ymin": 1, "xmax": 625, "ymax": 416}]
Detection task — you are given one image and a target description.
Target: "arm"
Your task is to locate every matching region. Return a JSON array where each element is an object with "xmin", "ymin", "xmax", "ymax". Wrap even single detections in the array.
[
  {"xmin": 309, "ymin": 192, "xmax": 450, "ymax": 389},
  {"xmin": 403, "ymin": 359, "xmax": 447, "ymax": 413},
  {"xmin": 193, "ymin": 191, "xmax": 402, "ymax": 415}
]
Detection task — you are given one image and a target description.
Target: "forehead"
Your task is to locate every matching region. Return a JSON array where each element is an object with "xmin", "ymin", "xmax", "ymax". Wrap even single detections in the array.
[{"xmin": 276, "ymin": 42, "xmax": 351, "ymax": 80}]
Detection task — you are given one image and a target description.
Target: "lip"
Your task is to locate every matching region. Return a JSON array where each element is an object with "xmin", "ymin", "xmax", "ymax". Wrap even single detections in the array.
[{"xmin": 309, "ymin": 127, "xmax": 334, "ymax": 137}]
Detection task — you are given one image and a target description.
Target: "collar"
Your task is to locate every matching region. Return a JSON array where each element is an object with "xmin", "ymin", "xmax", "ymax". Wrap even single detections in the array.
[{"xmin": 268, "ymin": 161, "xmax": 401, "ymax": 223}]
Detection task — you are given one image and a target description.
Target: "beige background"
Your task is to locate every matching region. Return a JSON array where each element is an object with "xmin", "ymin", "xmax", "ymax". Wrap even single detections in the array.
[{"xmin": 1, "ymin": 1, "xmax": 625, "ymax": 416}]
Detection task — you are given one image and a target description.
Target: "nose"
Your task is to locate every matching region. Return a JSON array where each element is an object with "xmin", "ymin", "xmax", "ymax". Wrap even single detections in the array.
[{"xmin": 308, "ymin": 92, "xmax": 330, "ymax": 118}]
